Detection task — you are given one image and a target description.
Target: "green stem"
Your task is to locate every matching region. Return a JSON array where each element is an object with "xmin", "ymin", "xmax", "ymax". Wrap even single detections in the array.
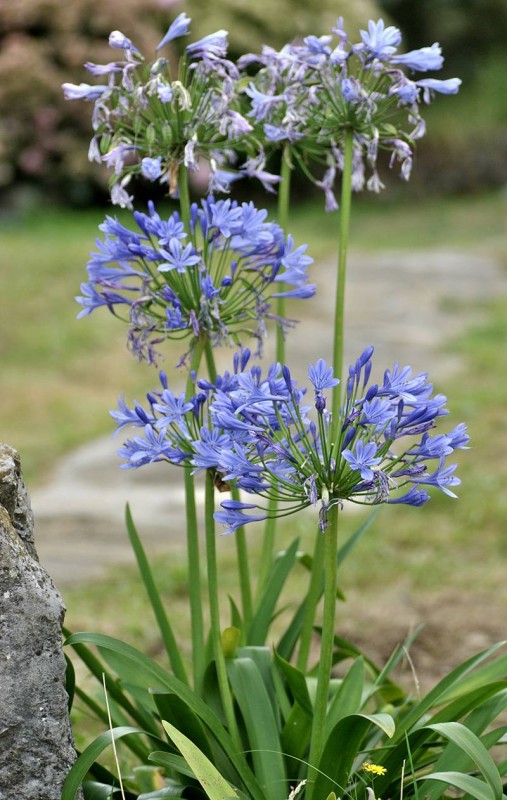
[
  {"xmin": 295, "ymin": 528, "xmax": 325, "ymax": 673},
  {"xmin": 275, "ymin": 145, "xmax": 292, "ymax": 364},
  {"xmin": 204, "ymin": 469, "xmax": 242, "ymax": 751},
  {"xmin": 203, "ymin": 337, "xmax": 217, "ymax": 383},
  {"xmin": 257, "ymin": 148, "xmax": 292, "ymax": 598},
  {"xmin": 184, "ymin": 336, "xmax": 206, "ymax": 690},
  {"xmin": 307, "ymin": 133, "xmax": 354, "ymax": 793},
  {"xmin": 331, "ymin": 128, "xmax": 354, "ymax": 422},
  {"xmin": 183, "ymin": 466, "xmax": 204, "ymax": 691},
  {"xmin": 231, "ymin": 487, "xmax": 253, "ymax": 631},
  {"xmin": 307, "ymin": 505, "xmax": 339, "ymax": 794},
  {"xmin": 178, "ymin": 162, "xmax": 192, "ymax": 230},
  {"xmin": 204, "ymin": 337, "xmax": 253, "ymax": 632},
  {"xmin": 257, "ymin": 514, "xmax": 277, "ymax": 599}
]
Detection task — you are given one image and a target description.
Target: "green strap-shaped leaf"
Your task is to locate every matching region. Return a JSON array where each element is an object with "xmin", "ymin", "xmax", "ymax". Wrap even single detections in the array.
[
  {"xmin": 65, "ymin": 632, "xmax": 266, "ymax": 800},
  {"xmin": 276, "ymin": 597, "xmax": 306, "ymax": 661},
  {"xmin": 313, "ymin": 713, "xmax": 395, "ymax": 800},
  {"xmin": 419, "ymin": 687, "xmax": 507, "ymax": 800},
  {"xmin": 81, "ymin": 781, "xmax": 126, "ymax": 799},
  {"xmin": 61, "ymin": 726, "xmax": 146, "ymax": 800},
  {"xmin": 390, "ymin": 643, "xmax": 507, "ymax": 742},
  {"xmin": 247, "ymin": 538, "xmax": 300, "ymax": 646},
  {"xmin": 162, "ymin": 720, "xmax": 239, "ymax": 800},
  {"xmin": 138, "ymin": 790, "xmax": 185, "ymax": 799},
  {"xmin": 435, "ymin": 650, "xmax": 507, "ymax": 705},
  {"xmin": 425, "ymin": 722, "xmax": 503, "ymax": 800},
  {"xmin": 337, "ymin": 508, "xmax": 380, "ymax": 565},
  {"xmin": 227, "ymin": 657, "xmax": 287, "ymax": 800},
  {"xmin": 65, "ymin": 630, "xmax": 158, "ymax": 737},
  {"xmin": 280, "ymin": 703, "xmax": 312, "ymax": 765},
  {"xmin": 152, "ymin": 692, "xmax": 214, "ymax": 762},
  {"xmin": 428, "ymin": 682, "xmax": 507, "ymax": 728},
  {"xmin": 418, "ymin": 772, "xmax": 496, "ymax": 800},
  {"xmin": 274, "ymin": 650, "xmax": 313, "ymax": 715},
  {"xmin": 125, "ymin": 504, "xmax": 189, "ymax": 685},
  {"xmin": 324, "ymin": 658, "xmax": 364, "ymax": 738},
  {"xmin": 228, "ymin": 597, "xmax": 243, "ymax": 639},
  {"xmin": 148, "ymin": 750, "xmax": 196, "ymax": 779}
]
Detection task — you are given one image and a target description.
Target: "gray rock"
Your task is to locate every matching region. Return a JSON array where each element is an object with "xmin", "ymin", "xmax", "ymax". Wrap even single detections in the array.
[{"xmin": 0, "ymin": 445, "xmax": 79, "ymax": 799}]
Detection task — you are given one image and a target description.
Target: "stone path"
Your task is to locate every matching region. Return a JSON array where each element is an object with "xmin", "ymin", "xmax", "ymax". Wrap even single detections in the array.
[{"xmin": 32, "ymin": 247, "xmax": 505, "ymax": 586}]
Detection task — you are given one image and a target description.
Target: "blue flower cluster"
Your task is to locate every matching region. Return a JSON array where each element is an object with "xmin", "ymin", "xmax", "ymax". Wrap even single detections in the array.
[
  {"xmin": 63, "ymin": 13, "xmax": 254, "ymax": 207},
  {"xmin": 62, "ymin": 14, "xmax": 461, "ymax": 208},
  {"xmin": 237, "ymin": 18, "xmax": 461, "ymax": 206},
  {"xmin": 112, "ymin": 346, "xmax": 469, "ymax": 533},
  {"xmin": 76, "ymin": 197, "xmax": 315, "ymax": 363}
]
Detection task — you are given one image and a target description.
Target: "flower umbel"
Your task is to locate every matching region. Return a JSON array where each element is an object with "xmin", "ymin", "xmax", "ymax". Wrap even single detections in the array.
[
  {"xmin": 63, "ymin": 14, "xmax": 252, "ymax": 204},
  {"xmin": 76, "ymin": 197, "xmax": 315, "ymax": 363},
  {"xmin": 239, "ymin": 18, "xmax": 461, "ymax": 207},
  {"xmin": 112, "ymin": 346, "xmax": 469, "ymax": 533}
]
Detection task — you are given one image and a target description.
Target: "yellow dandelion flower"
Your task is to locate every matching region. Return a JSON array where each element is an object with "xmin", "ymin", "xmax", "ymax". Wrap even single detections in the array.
[{"xmin": 363, "ymin": 763, "xmax": 387, "ymax": 776}]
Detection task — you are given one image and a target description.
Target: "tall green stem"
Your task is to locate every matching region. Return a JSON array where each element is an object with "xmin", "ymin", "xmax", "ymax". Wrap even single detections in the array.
[
  {"xmin": 184, "ymin": 337, "xmax": 206, "ymax": 690},
  {"xmin": 178, "ymin": 162, "xmax": 192, "ymax": 230},
  {"xmin": 296, "ymin": 528, "xmax": 325, "ymax": 673},
  {"xmin": 204, "ymin": 469, "xmax": 242, "ymax": 751},
  {"xmin": 231, "ymin": 485, "xmax": 254, "ymax": 631},
  {"xmin": 332, "ymin": 128, "xmax": 354, "ymax": 419},
  {"xmin": 307, "ymin": 506, "xmax": 339, "ymax": 793},
  {"xmin": 257, "ymin": 515, "xmax": 277, "ymax": 599},
  {"xmin": 308, "ymin": 131, "xmax": 354, "ymax": 796},
  {"xmin": 204, "ymin": 338, "xmax": 253, "ymax": 630},
  {"xmin": 257, "ymin": 148, "xmax": 292, "ymax": 597},
  {"xmin": 275, "ymin": 146, "xmax": 292, "ymax": 364}
]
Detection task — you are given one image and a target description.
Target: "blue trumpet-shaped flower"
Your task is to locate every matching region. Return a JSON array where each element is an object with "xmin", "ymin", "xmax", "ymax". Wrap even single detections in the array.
[
  {"xmin": 111, "ymin": 347, "xmax": 469, "ymax": 535},
  {"xmin": 77, "ymin": 197, "xmax": 315, "ymax": 363},
  {"xmin": 239, "ymin": 17, "xmax": 460, "ymax": 207}
]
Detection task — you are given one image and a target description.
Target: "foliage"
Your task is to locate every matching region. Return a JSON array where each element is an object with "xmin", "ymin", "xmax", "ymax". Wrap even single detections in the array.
[{"xmin": 64, "ymin": 614, "xmax": 507, "ymax": 800}]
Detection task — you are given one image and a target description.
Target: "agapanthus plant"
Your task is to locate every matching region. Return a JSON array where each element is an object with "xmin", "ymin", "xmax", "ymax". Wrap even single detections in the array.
[
  {"xmin": 76, "ymin": 195, "xmax": 315, "ymax": 364},
  {"xmin": 62, "ymin": 13, "xmax": 255, "ymax": 207},
  {"xmin": 236, "ymin": 18, "xmax": 461, "ymax": 207},
  {"xmin": 112, "ymin": 345, "xmax": 469, "ymax": 532}
]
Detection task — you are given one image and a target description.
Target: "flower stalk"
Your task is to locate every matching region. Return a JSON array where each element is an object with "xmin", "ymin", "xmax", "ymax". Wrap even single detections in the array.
[
  {"xmin": 332, "ymin": 127, "xmax": 354, "ymax": 411},
  {"xmin": 296, "ymin": 529, "xmax": 325, "ymax": 673},
  {"xmin": 258, "ymin": 146, "xmax": 292, "ymax": 597},
  {"xmin": 204, "ymin": 469, "xmax": 242, "ymax": 751},
  {"xmin": 308, "ymin": 128, "xmax": 353, "ymax": 787},
  {"xmin": 204, "ymin": 337, "xmax": 253, "ymax": 629},
  {"xmin": 184, "ymin": 336, "xmax": 206, "ymax": 689},
  {"xmin": 308, "ymin": 504, "xmax": 339, "ymax": 796}
]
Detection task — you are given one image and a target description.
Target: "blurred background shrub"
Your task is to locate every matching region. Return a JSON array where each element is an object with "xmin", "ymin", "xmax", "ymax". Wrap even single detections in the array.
[
  {"xmin": 379, "ymin": 0, "xmax": 507, "ymax": 196},
  {"xmin": 0, "ymin": 0, "xmax": 506, "ymax": 209}
]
